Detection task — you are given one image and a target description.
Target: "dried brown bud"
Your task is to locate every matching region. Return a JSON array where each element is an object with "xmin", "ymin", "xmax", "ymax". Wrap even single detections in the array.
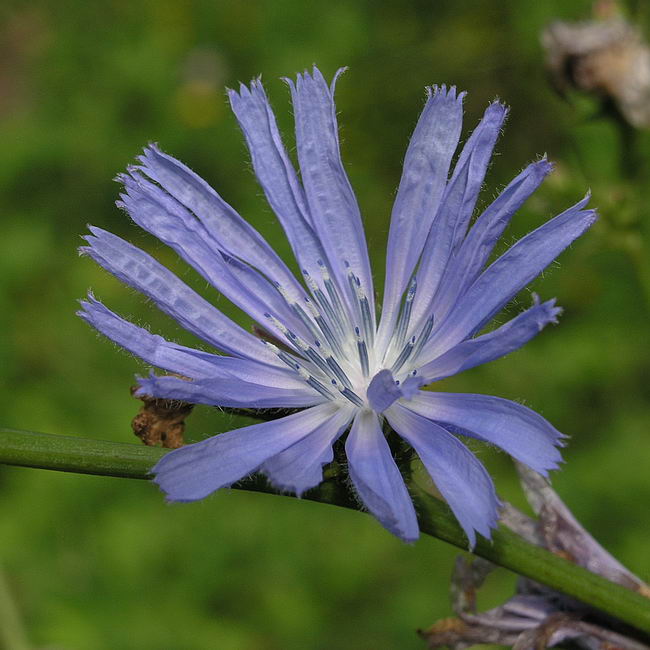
[
  {"xmin": 130, "ymin": 385, "xmax": 193, "ymax": 449},
  {"xmin": 542, "ymin": 14, "xmax": 650, "ymax": 128}
]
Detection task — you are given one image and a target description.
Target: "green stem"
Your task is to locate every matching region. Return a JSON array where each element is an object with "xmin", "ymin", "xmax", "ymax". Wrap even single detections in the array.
[
  {"xmin": 2, "ymin": 428, "xmax": 650, "ymax": 636},
  {"xmin": 612, "ymin": 114, "xmax": 650, "ymax": 315}
]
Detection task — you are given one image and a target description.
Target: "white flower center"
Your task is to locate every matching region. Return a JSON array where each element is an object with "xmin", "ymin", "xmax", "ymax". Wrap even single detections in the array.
[{"xmin": 261, "ymin": 261, "xmax": 433, "ymax": 409}]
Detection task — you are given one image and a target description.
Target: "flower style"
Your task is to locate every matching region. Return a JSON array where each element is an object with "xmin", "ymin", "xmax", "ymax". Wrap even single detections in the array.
[{"xmin": 78, "ymin": 67, "xmax": 596, "ymax": 546}]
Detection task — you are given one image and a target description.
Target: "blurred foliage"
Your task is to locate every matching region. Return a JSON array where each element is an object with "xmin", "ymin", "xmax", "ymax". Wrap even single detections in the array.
[{"xmin": 1, "ymin": 0, "xmax": 649, "ymax": 648}]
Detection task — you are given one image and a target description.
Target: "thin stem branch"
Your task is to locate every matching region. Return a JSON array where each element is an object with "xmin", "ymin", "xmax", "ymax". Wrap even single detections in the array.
[
  {"xmin": 1, "ymin": 427, "xmax": 650, "ymax": 637},
  {"xmin": 625, "ymin": 235, "xmax": 650, "ymax": 315},
  {"xmin": 613, "ymin": 115, "xmax": 650, "ymax": 315}
]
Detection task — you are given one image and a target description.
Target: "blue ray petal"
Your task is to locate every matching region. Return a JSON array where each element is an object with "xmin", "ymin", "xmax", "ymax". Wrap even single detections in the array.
[
  {"xmin": 78, "ymin": 294, "xmax": 228, "ymax": 379},
  {"xmin": 137, "ymin": 144, "xmax": 307, "ymax": 303},
  {"xmin": 386, "ymin": 403, "xmax": 500, "ymax": 548},
  {"xmin": 404, "ymin": 392, "xmax": 565, "ymax": 475},
  {"xmin": 153, "ymin": 403, "xmax": 343, "ymax": 501},
  {"xmin": 410, "ymin": 101, "xmax": 507, "ymax": 328},
  {"xmin": 416, "ymin": 296, "xmax": 561, "ymax": 381},
  {"xmin": 262, "ymin": 405, "xmax": 354, "ymax": 495},
  {"xmin": 286, "ymin": 67, "xmax": 374, "ymax": 315},
  {"xmin": 228, "ymin": 79, "xmax": 329, "ymax": 288},
  {"xmin": 79, "ymin": 294, "xmax": 317, "ymax": 391},
  {"xmin": 80, "ymin": 227, "xmax": 279, "ymax": 365},
  {"xmin": 118, "ymin": 171, "xmax": 310, "ymax": 344},
  {"xmin": 379, "ymin": 86, "xmax": 464, "ymax": 342},
  {"xmin": 137, "ymin": 373, "xmax": 322, "ymax": 409},
  {"xmin": 422, "ymin": 195, "xmax": 596, "ymax": 361},
  {"xmin": 424, "ymin": 159, "xmax": 553, "ymax": 323},
  {"xmin": 346, "ymin": 409, "xmax": 419, "ymax": 542}
]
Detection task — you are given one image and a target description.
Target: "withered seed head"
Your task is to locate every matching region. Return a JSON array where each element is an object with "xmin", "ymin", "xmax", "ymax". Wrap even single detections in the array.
[
  {"xmin": 130, "ymin": 385, "xmax": 193, "ymax": 449},
  {"xmin": 542, "ymin": 15, "xmax": 650, "ymax": 128}
]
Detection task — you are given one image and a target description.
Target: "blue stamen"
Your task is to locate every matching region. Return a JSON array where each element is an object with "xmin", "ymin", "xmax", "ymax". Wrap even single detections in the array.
[
  {"xmin": 320, "ymin": 260, "xmax": 351, "ymax": 334},
  {"xmin": 340, "ymin": 386, "xmax": 364, "ymax": 407},
  {"xmin": 394, "ymin": 276, "xmax": 417, "ymax": 347},
  {"xmin": 326, "ymin": 355, "xmax": 354, "ymax": 389},
  {"xmin": 356, "ymin": 327, "xmax": 370, "ymax": 377},
  {"xmin": 391, "ymin": 335, "xmax": 416, "ymax": 374},
  {"xmin": 303, "ymin": 372, "xmax": 336, "ymax": 400},
  {"xmin": 411, "ymin": 314, "xmax": 434, "ymax": 360}
]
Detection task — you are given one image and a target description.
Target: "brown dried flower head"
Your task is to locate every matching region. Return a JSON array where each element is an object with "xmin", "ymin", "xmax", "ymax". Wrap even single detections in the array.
[{"xmin": 542, "ymin": 12, "xmax": 650, "ymax": 128}]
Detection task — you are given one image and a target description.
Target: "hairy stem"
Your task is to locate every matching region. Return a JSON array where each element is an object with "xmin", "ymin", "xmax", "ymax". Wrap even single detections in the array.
[{"xmin": 1, "ymin": 427, "xmax": 649, "ymax": 636}]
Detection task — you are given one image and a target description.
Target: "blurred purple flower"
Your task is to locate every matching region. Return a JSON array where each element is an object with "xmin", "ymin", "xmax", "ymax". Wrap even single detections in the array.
[
  {"xmin": 78, "ymin": 67, "xmax": 596, "ymax": 545},
  {"xmin": 420, "ymin": 464, "xmax": 650, "ymax": 649}
]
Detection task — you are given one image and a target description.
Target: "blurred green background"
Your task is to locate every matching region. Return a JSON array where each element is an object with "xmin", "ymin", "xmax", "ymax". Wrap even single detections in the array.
[{"xmin": 1, "ymin": 0, "xmax": 650, "ymax": 648}]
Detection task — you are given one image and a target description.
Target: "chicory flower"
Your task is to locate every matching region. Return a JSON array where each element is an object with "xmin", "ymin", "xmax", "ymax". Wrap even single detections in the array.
[{"xmin": 79, "ymin": 67, "xmax": 596, "ymax": 546}]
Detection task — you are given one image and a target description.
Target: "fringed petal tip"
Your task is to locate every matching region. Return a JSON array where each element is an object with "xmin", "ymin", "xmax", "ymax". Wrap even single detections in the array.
[
  {"xmin": 226, "ymin": 77, "xmax": 264, "ymax": 104},
  {"xmin": 425, "ymin": 84, "xmax": 466, "ymax": 104},
  {"xmin": 76, "ymin": 291, "xmax": 102, "ymax": 318},
  {"xmin": 150, "ymin": 459, "xmax": 221, "ymax": 504},
  {"xmin": 459, "ymin": 491, "xmax": 504, "ymax": 549},
  {"xmin": 477, "ymin": 500, "xmax": 502, "ymax": 541},
  {"xmin": 543, "ymin": 195, "xmax": 597, "ymax": 237},
  {"xmin": 365, "ymin": 505, "xmax": 419, "ymax": 545},
  {"xmin": 329, "ymin": 66, "xmax": 348, "ymax": 93},
  {"xmin": 536, "ymin": 152, "xmax": 553, "ymax": 166},
  {"xmin": 466, "ymin": 495, "xmax": 503, "ymax": 549},
  {"xmin": 143, "ymin": 141, "xmax": 163, "ymax": 155},
  {"xmin": 288, "ymin": 65, "xmax": 344, "ymax": 92},
  {"xmin": 113, "ymin": 163, "xmax": 142, "ymax": 186},
  {"xmin": 510, "ymin": 430, "xmax": 565, "ymax": 476},
  {"xmin": 263, "ymin": 465, "xmax": 338, "ymax": 500},
  {"xmin": 124, "ymin": 164, "xmax": 142, "ymax": 179},
  {"xmin": 529, "ymin": 294, "xmax": 563, "ymax": 327},
  {"xmin": 86, "ymin": 224, "xmax": 109, "ymax": 240},
  {"xmin": 77, "ymin": 225, "xmax": 99, "ymax": 253},
  {"xmin": 78, "ymin": 235, "xmax": 103, "ymax": 260},
  {"xmin": 530, "ymin": 157, "xmax": 555, "ymax": 180},
  {"xmin": 485, "ymin": 99, "xmax": 509, "ymax": 120},
  {"xmin": 367, "ymin": 496, "xmax": 420, "ymax": 544},
  {"xmin": 528, "ymin": 458, "xmax": 563, "ymax": 480},
  {"xmin": 135, "ymin": 143, "xmax": 166, "ymax": 173},
  {"xmin": 152, "ymin": 472, "xmax": 212, "ymax": 505},
  {"xmin": 75, "ymin": 306, "xmax": 90, "ymax": 322},
  {"xmin": 585, "ymin": 208, "xmax": 598, "ymax": 230},
  {"xmin": 160, "ymin": 493, "xmax": 198, "ymax": 505}
]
